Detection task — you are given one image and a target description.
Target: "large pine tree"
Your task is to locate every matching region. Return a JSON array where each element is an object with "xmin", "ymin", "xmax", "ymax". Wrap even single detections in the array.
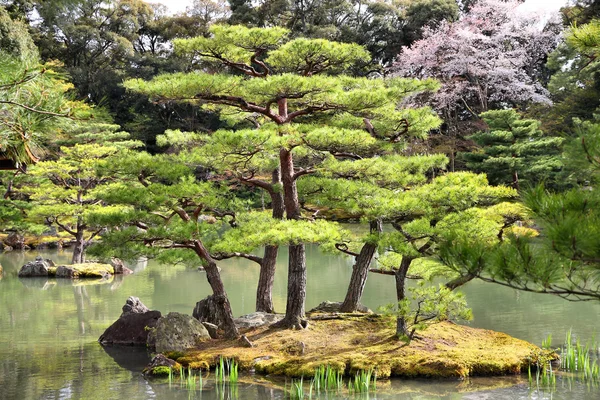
[{"xmin": 124, "ymin": 24, "xmax": 441, "ymax": 329}]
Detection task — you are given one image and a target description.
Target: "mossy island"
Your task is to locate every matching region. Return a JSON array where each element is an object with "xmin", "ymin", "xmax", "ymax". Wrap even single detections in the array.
[{"xmin": 149, "ymin": 313, "xmax": 554, "ymax": 379}]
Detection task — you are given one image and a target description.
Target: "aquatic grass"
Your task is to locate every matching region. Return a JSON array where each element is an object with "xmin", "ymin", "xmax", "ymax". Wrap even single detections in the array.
[
  {"xmin": 168, "ymin": 366, "xmax": 174, "ymax": 387},
  {"xmin": 227, "ymin": 358, "xmax": 239, "ymax": 383},
  {"xmin": 348, "ymin": 368, "xmax": 376, "ymax": 394},
  {"xmin": 215, "ymin": 356, "xmax": 226, "ymax": 383},
  {"xmin": 215, "ymin": 356, "xmax": 238, "ymax": 383},
  {"xmin": 286, "ymin": 376, "xmax": 304, "ymax": 399},
  {"xmin": 542, "ymin": 334, "xmax": 552, "ymax": 350},
  {"xmin": 312, "ymin": 364, "xmax": 344, "ymax": 393}
]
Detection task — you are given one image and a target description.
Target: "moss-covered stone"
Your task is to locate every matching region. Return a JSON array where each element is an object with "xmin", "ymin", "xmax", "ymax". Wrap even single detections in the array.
[
  {"xmin": 176, "ymin": 316, "xmax": 553, "ymax": 379},
  {"xmin": 50, "ymin": 263, "xmax": 113, "ymax": 278}
]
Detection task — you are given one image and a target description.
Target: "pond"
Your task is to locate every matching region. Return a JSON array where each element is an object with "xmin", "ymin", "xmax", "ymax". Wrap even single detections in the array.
[{"xmin": 1, "ymin": 247, "xmax": 599, "ymax": 399}]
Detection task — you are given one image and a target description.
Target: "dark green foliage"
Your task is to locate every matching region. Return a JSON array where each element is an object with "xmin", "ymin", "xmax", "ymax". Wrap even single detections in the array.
[{"xmin": 462, "ymin": 110, "xmax": 564, "ymax": 189}]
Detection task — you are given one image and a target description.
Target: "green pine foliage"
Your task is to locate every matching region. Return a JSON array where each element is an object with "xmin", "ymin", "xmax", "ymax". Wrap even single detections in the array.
[
  {"xmin": 22, "ymin": 143, "xmax": 131, "ymax": 263},
  {"xmin": 462, "ymin": 110, "xmax": 564, "ymax": 189}
]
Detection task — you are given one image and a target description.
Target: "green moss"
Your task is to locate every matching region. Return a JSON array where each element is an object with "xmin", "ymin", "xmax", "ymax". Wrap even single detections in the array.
[
  {"xmin": 47, "ymin": 263, "xmax": 114, "ymax": 278},
  {"xmin": 151, "ymin": 366, "xmax": 172, "ymax": 376},
  {"xmin": 163, "ymin": 351, "xmax": 185, "ymax": 361},
  {"xmin": 177, "ymin": 317, "xmax": 546, "ymax": 379}
]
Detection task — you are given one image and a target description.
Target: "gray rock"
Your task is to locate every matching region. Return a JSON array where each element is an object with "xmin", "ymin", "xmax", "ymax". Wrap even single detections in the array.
[
  {"xmin": 99, "ymin": 310, "xmax": 162, "ymax": 346},
  {"xmin": 4, "ymin": 232, "xmax": 24, "ymax": 249},
  {"xmin": 234, "ymin": 312, "xmax": 284, "ymax": 329},
  {"xmin": 98, "ymin": 297, "xmax": 161, "ymax": 346},
  {"xmin": 308, "ymin": 301, "xmax": 372, "ymax": 314},
  {"xmin": 143, "ymin": 354, "xmax": 180, "ymax": 376},
  {"xmin": 55, "ymin": 266, "xmax": 76, "ymax": 278},
  {"xmin": 193, "ymin": 295, "xmax": 229, "ymax": 327},
  {"xmin": 201, "ymin": 322, "xmax": 220, "ymax": 339},
  {"xmin": 148, "ymin": 312, "xmax": 211, "ymax": 353},
  {"xmin": 122, "ymin": 296, "xmax": 149, "ymax": 315},
  {"xmin": 111, "ymin": 258, "xmax": 132, "ymax": 275},
  {"xmin": 18, "ymin": 257, "xmax": 50, "ymax": 277}
]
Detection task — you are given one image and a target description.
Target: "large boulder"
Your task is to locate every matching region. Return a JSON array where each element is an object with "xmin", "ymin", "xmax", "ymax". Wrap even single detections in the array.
[
  {"xmin": 192, "ymin": 295, "xmax": 229, "ymax": 327},
  {"xmin": 234, "ymin": 312, "xmax": 284, "ymax": 329},
  {"xmin": 99, "ymin": 297, "xmax": 161, "ymax": 346},
  {"xmin": 18, "ymin": 256, "xmax": 50, "ymax": 277},
  {"xmin": 148, "ymin": 312, "xmax": 211, "ymax": 353}
]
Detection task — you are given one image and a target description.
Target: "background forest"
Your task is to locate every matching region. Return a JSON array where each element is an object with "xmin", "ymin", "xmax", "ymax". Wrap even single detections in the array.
[{"xmin": 0, "ymin": 0, "xmax": 599, "ymax": 337}]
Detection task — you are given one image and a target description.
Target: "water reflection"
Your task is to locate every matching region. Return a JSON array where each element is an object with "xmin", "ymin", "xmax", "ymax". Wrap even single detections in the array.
[{"xmin": 1, "ymin": 248, "xmax": 600, "ymax": 400}]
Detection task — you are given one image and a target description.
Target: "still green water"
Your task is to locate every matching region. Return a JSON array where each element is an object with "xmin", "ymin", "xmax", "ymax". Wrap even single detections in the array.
[{"xmin": 1, "ymin": 247, "xmax": 599, "ymax": 399}]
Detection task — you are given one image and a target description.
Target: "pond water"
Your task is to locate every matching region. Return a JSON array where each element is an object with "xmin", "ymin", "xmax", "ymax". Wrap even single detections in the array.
[{"xmin": 1, "ymin": 247, "xmax": 599, "ymax": 399}]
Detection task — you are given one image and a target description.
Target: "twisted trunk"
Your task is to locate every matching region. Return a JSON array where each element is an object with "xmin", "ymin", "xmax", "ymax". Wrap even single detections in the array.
[
  {"xmin": 193, "ymin": 240, "xmax": 239, "ymax": 339},
  {"xmin": 340, "ymin": 220, "xmax": 382, "ymax": 312}
]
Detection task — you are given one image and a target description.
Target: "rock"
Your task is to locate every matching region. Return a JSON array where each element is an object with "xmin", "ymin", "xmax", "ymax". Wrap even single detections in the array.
[
  {"xmin": 18, "ymin": 256, "xmax": 50, "ymax": 277},
  {"xmin": 201, "ymin": 322, "xmax": 220, "ymax": 339},
  {"xmin": 45, "ymin": 259, "xmax": 56, "ymax": 267},
  {"xmin": 122, "ymin": 296, "xmax": 149, "ymax": 315},
  {"xmin": 110, "ymin": 258, "xmax": 132, "ymax": 275},
  {"xmin": 4, "ymin": 232, "xmax": 25, "ymax": 249},
  {"xmin": 192, "ymin": 295, "xmax": 229, "ymax": 327},
  {"xmin": 308, "ymin": 301, "xmax": 372, "ymax": 314},
  {"xmin": 55, "ymin": 266, "xmax": 76, "ymax": 278},
  {"xmin": 240, "ymin": 335, "xmax": 254, "ymax": 348},
  {"xmin": 53, "ymin": 263, "xmax": 112, "ymax": 279},
  {"xmin": 148, "ymin": 312, "xmax": 211, "ymax": 353},
  {"xmin": 99, "ymin": 297, "xmax": 161, "ymax": 346},
  {"xmin": 234, "ymin": 312, "xmax": 284, "ymax": 329},
  {"xmin": 143, "ymin": 354, "xmax": 181, "ymax": 376}
]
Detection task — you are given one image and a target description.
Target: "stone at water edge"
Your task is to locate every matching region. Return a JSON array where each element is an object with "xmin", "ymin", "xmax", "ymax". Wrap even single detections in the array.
[
  {"xmin": 111, "ymin": 258, "xmax": 133, "ymax": 275},
  {"xmin": 122, "ymin": 296, "xmax": 150, "ymax": 315},
  {"xmin": 147, "ymin": 312, "xmax": 211, "ymax": 353},
  {"xmin": 18, "ymin": 256, "xmax": 50, "ymax": 277},
  {"xmin": 99, "ymin": 297, "xmax": 161, "ymax": 346},
  {"xmin": 143, "ymin": 354, "xmax": 181, "ymax": 377}
]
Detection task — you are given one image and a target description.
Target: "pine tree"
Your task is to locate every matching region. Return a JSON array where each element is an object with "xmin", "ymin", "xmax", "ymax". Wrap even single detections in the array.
[
  {"xmin": 125, "ymin": 24, "xmax": 441, "ymax": 328},
  {"xmin": 462, "ymin": 110, "xmax": 564, "ymax": 189}
]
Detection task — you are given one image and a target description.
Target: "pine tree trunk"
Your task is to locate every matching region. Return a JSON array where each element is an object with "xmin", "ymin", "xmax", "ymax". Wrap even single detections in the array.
[
  {"xmin": 395, "ymin": 256, "xmax": 413, "ymax": 337},
  {"xmin": 256, "ymin": 245, "xmax": 278, "ymax": 313},
  {"xmin": 340, "ymin": 220, "xmax": 382, "ymax": 312},
  {"xmin": 71, "ymin": 229, "xmax": 86, "ymax": 264},
  {"xmin": 276, "ymin": 243, "xmax": 307, "ymax": 329},
  {"xmin": 193, "ymin": 241, "xmax": 239, "ymax": 339},
  {"xmin": 274, "ymin": 99, "xmax": 308, "ymax": 328},
  {"xmin": 255, "ymin": 169, "xmax": 284, "ymax": 313}
]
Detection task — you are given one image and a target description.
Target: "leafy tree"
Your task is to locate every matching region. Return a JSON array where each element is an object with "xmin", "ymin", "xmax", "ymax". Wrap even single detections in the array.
[
  {"xmin": 462, "ymin": 110, "xmax": 564, "ymax": 189},
  {"xmin": 89, "ymin": 150, "xmax": 346, "ymax": 338},
  {"xmin": 380, "ymin": 282, "xmax": 472, "ymax": 341},
  {"xmin": 125, "ymin": 24, "xmax": 440, "ymax": 328},
  {"xmin": 22, "ymin": 143, "xmax": 133, "ymax": 263},
  {"xmin": 0, "ymin": 6, "xmax": 87, "ymax": 166},
  {"xmin": 227, "ymin": 0, "xmax": 458, "ymax": 65},
  {"xmin": 393, "ymin": 0, "xmax": 560, "ymax": 168},
  {"xmin": 301, "ymin": 149, "xmax": 521, "ymax": 335}
]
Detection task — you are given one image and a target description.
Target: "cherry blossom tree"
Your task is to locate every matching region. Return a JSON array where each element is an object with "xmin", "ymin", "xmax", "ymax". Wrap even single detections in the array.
[{"xmin": 392, "ymin": 0, "xmax": 561, "ymax": 167}]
